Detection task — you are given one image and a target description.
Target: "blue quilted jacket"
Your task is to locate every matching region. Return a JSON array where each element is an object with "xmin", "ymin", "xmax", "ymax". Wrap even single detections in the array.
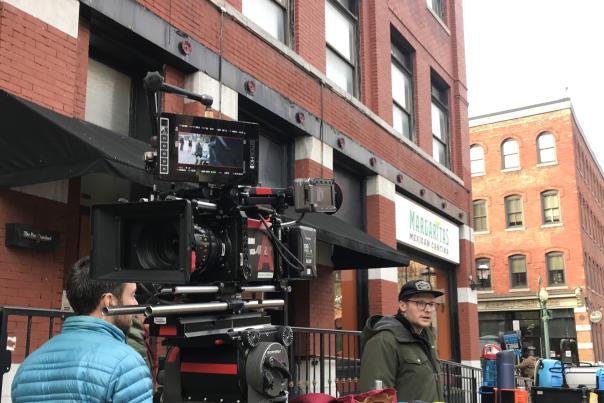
[{"xmin": 11, "ymin": 316, "xmax": 153, "ymax": 403}]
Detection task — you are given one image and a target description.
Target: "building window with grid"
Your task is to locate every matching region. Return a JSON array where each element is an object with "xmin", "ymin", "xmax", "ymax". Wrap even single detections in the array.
[
  {"xmin": 541, "ymin": 190, "xmax": 561, "ymax": 225},
  {"xmin": 537, "ymin": 132, "xmax": 557, "ymax": 164},
  {"xmin": 431, "ymin": 76, "xmax": 450, "ymax": 168},
  {"xmin": 546, "ymin": 252, "xmax": 565, "ymax": 286},
  {"xmin": 473, "ymin": 200, "xmax": 488, "ymax": 232},
  {"xmin": 470, "ymin": 144, "xmax": 485, "ymax": 175},
  {"xmin": 505, "ymin": 195, "xmax": 523, "ymax": 228},
  {"xmin": 427, "ymin": 0, "xmax": 444, "ymax": 20},
  {"xmin": 501, "ymin": 138, "xmax": 520, "ymax": 169},
  {"xmin": 325, "ymin": 0, "xmax": 358, "ymax": 96},
  {"xmin": 391, "ymin": 41, "xmax": 414, "ymax": 141},
  {"xmin": 509, "ymin": 254, "xmax": 527, "ymax": 288},
  {"xmin": 242, "ymin": 0, "xmax": 289, "ymax": 43},
  {"xmin": 476, "ymin": 258, "xmax": 491, "ymax": 290}
]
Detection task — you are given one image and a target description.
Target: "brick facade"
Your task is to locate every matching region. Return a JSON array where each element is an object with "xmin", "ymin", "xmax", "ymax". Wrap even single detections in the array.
[
  {"xmin": 471, "ymin": 101, "xmax": 603, "ymax": 361},
  {"xmin": 0, "ymin": 0, "xmax": 476, "ymax": 366}
]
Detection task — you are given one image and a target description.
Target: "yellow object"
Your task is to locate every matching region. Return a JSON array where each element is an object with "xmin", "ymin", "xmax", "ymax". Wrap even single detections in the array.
[{"xmin": 589, "ymin": 392, "xmax": 598, "ymax": 403}]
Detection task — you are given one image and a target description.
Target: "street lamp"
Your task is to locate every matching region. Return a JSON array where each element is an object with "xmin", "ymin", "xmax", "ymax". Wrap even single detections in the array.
[
  {"xmin": 476, "ymin": 262, "xmax": 490, "ymax": 289},
  {"xmin": 538, "ymin": 275, "xmax": 551, "ymax": 358}
]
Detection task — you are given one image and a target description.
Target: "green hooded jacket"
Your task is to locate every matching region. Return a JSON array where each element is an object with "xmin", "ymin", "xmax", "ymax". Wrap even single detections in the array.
[{"xmin": 359, "ymin": 315, "xmax": 444, "ymax": 402}]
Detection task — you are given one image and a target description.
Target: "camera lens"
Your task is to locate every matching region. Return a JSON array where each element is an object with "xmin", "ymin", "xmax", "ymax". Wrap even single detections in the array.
[
  {"xmin": 136, "ymin": 222, "xmax": 179, "ymax": 270},
  {"xmin": 193, "ymin": 226, "xmax": 225, "ymax": 274}
]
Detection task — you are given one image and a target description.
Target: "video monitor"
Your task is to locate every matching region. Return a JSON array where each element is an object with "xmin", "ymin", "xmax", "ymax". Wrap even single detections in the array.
[{"xmin": 158, "ymin": 113, "xmax": 259, "ymax": 186}]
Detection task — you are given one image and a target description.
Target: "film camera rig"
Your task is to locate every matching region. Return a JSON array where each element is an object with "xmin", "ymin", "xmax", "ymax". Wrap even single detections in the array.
[{"xmin": 89, "ymin": 72, "xmax": 341, "ymax": 403}]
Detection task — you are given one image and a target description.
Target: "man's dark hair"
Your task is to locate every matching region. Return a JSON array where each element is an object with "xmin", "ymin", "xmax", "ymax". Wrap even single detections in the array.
[{"xmin": 66, "ymin": 256, "xmax": 124, "ymax": 315}]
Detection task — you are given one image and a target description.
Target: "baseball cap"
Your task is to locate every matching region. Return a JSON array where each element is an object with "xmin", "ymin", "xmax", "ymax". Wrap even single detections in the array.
[{"xmin": 398, "ymin": 279, "xmax": 444, "ymax": 301}]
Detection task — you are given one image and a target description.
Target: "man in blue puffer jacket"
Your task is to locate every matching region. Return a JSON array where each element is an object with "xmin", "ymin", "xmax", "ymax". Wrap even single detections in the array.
[{"xmin": 11, "ymin": 256, "xmax": 153, "ymax": 402}]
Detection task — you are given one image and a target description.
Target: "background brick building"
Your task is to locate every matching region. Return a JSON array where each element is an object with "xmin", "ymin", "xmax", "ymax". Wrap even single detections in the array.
[
  {"xmin": 470, "ymin": 99, "xmax": 604, "ymax": 362},
  {"xmin": 0, "ymin": 0, "xmax": 478, "ymax": 393}
]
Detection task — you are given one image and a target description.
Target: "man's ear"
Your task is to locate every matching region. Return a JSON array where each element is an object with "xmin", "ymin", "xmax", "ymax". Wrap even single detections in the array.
[
  {"xmin": 398, "ymin": 301, "xmax": 407, "ymax": 314},
  {"xmin": 99, "ymin": 293, "xmax": 114, "ymax": 309}
]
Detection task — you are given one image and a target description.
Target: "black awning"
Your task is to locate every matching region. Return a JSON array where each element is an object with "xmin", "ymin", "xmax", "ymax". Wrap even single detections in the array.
[
  {"xmin": 284, "ymin": 209, "xmax": 409, "ymax": 269},
  {"xmin": 0, "ymin": 90, "xmax": 155, "ymax": 187}
]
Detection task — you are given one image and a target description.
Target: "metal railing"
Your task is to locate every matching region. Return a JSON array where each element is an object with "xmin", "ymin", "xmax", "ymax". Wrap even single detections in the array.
[
  {"xmin": 0, "ymin": 306, "xmax": 73, "ymax": 398},
  {"xmin": 1, "ymin": 308, "xmax": 482, "ymax": 402},
  {"xmin": 289, "ymin": 326, "xmax": 482, "ymax": 402}
]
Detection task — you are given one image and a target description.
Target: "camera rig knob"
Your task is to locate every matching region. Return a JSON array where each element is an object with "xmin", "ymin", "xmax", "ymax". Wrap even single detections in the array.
[{"xmin": 242, "ymin": 329, "xmax": 261, "ymax": 349}]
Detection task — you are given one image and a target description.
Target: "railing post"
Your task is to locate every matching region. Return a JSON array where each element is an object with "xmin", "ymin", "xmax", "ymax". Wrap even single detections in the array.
[
  {"xmin": 0, "ymin": 308, "xmax": 10, "ymax": 399},
  {"xmin": 319, "ymin": 332, "xmax": 325, "ymax": 393}
]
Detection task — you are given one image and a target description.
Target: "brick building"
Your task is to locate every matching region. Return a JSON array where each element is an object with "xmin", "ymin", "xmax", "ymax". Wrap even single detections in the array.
[
  {"xmin": 0, "ymin": 0, "xmax": 478, "ymax": 384},
  {"xmin": 470, "ymin": 99, "xmax": 604, "ymax": 362}
]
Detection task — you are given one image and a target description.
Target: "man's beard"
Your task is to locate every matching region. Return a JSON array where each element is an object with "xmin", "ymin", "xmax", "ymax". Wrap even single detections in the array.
[{"xmin": 110, "ymin": 296, "xmax": 133, "ymax": 335}]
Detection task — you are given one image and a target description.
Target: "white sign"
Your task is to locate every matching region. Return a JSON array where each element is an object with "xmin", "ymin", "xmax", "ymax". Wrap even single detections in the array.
[
  {"xmin": 395, "ymin": 194, "xmax": 460, "ymax": 263},
  {"xmin": 512, "ymin": 320, "xmax": 520, "ymax": 331}
]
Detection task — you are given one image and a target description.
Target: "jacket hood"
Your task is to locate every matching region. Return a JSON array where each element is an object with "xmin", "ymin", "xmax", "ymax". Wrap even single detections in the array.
[
  {"xmin": 62, "ymin": 315, "xmax": 126, "ymax": 342},
  {"xmin": 362, "ymin": 315, "xmax": 415, "ymax": 346}
]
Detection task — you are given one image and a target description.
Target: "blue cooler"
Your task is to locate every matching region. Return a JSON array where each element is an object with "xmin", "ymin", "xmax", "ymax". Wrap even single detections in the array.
[
  {"xmin": 537, "ymin": 359, "xmax": 564, "ymax": 387},
  {"xmin": 597, "ymin": 367, "xmax": 604, "ymax": 390}
]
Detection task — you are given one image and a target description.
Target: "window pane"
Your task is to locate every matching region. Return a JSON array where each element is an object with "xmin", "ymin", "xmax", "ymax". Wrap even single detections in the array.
[
  {"xmin": 433, "ymin": 139, "xmax": 447, "ymax": 165},
  {"xmin": 540, "ymin": 148, "xmax": 556, "ymax": 163},
  {"xmin": 326, "ymin": 48, "xmax": 354, "ymax": 93},
  {"xmin": 504, "ymin": 154, "xmax": 519, "ymax": 169},
  {"xmin": 393, "ymin": 104, "xmax": 411, "ymax": 140},
  {"xmin": 476, "ymin": 258, "xmax": 491, "ymax": 289},
  {"xmin": 510, "ymin": 256, "xmax": 527, "ymax": 287},
  {"xmin": 547, "ymin": 253, "xmax": 565, "ymax": 285},
  {"xmin": 391, "ymin": 62, "xmax": 410, "ymax": 109},
  {"xmin": 326, "ymin": 1, "xmax": 354, "ymax": 61},
  {"xmin": 242, "ymin": 0, "xmax": 285, "ymax": 42},
  {"xmin": 503, "ymin": 139, "xmax": 519, "ymax": 154},
  {"xmin": 85, "ymin": 59, "xmax": 131, "ymax": 136},
  {"xmin": 538, "ymin": 133, "xmax": 555, "ymax": 148},
  {"xmin": 470, "ymin": 145, "xmax": 485, "ymax": 175}
]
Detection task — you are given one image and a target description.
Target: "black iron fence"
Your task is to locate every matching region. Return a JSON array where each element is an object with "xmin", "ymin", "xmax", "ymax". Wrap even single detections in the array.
[
  {"xmin": 289, "ymin": 326, "xmax": 482, "ymax": 402},
  {"xmin": 1, "ymin": 307, "xmax": 482, "ymax": 402},
  {"xmin": 0, "ymin": 306, "xmax": 73, "ymax": 398}
]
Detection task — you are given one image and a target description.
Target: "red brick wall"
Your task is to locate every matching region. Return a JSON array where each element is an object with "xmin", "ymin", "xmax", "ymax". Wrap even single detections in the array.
[
  {"xmin": 0, "ymin": 2, "xmax": 78, "ymax": 115},
  {"xmin": 134, "ymin": 0, "xmax": 470, "ymax": 210},
  {"xmin": 0, "ymin": 190, "xmax": 72, "ymax": 361}
]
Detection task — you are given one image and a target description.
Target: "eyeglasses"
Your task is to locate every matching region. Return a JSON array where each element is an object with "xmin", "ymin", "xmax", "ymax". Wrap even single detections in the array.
[{"xmin": 406, "ymin": 300, "xmax": 439, "ymax": 311}]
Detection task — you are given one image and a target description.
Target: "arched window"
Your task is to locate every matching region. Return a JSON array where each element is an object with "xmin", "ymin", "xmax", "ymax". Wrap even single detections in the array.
[
  {"xmin": 537, "ymin": 132, "xmax": 557, "ymax": 163},
  {"xmin": 504, "ymin": 195, "xmax": 523, "ymax": 228},
  {"xmin": 546, "ymin": 252, "xmax": 565, "ymax": 286},
  {"xmin": 501, "ymin": 138, "xmax": 520, "ymax": 169},
  {"xmin": 470, "ymin": 144, "xmax": 485, "ymax": 175},
  {"xmin": 541, "ymin": 190, "xmax": 561, "ymax": 224},
  {"xmin": 509, "ymin": 254, "xmax": 527, "ymax": 288},
  {"xmin": 473, "ymin": 200, "xmax": 488, "ymax": 232},
  {"xmin": 476, "ymin": 258, "xmax": 491, "ymax": 290}
]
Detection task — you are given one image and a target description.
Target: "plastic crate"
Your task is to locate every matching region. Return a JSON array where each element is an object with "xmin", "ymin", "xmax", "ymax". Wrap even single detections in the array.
[{"xmin": 498, "ymin": 388, "xmax": 528, "ymax": 403}]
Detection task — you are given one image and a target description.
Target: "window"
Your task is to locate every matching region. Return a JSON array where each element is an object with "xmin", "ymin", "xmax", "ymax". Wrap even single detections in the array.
[
  {"xmin": 501, "ymin": 138, "xmax": 520, "ymax": 169},
  {"xmin": 242, "ymin": 0, "xmax": 288, "ymax": 43},
  {"xmin": 509, "ymin": 255, "xmax": 527, "ymax": 288},
  {"xmin": 391, "ymin": 42, "xmax": 414, "ymax": 140},
  {"xmin": 427, "ymin": 0, "xmax": 444, "ymax": 20},
  {"xmin": 325, "ymin": 0, "xmax": 358, "ymax": 95},
  {"xmin": 505, "ymin": 195, "xmax": 523, "ymax": 228},
  {"xmin": 470, "ymin": 144, "xmax": 485, "ymax": 175},
  {"xmin": 547, "ymin": 252, "xmax": 565, "ymax": 286},
  {"xmin": 85, "ymin": 59, "xmax": 132, "ymax": 136},
  {"xmin": 537, "ymin": 132, "xmax": 557, "ymax": 164},
  {"xmin": 476, "ymin": 258, "xmax": 491, "ymax": 290},
  {"xmin": 431, "ymin": 77, "xmax": 450, "ymax": 168},
  {"xmin": 473, "ymin": 200, "xmax": 488, "ymax": 232},
  {"xmin": 541, "ymin": 190, "xmax": 561, "ymax": 224}
]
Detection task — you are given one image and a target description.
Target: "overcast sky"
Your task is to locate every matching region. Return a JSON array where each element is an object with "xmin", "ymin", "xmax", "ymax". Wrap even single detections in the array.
[{"xmin": 464, "ymin": 0, "xmax": 604, "ymax": 166}]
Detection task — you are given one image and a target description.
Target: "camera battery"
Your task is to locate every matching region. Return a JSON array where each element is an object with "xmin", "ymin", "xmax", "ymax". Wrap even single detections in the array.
[{"xmin": 287, "ymin": 225, "xmax": 316, "ymax": 279}]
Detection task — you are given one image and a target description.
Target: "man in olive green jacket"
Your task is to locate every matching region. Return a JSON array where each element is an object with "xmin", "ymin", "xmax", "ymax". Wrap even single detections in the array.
[{"xmin": 359, "ymin": 279, "xmax": 444, "ymax": 402}]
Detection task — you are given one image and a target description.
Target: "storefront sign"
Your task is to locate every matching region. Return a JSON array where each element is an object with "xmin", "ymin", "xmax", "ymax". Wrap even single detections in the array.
[
  {"xmin": 589, "ymin": 310, "xmax": 603, "ymax": 323},
  {"xmin": 395, "ymin": 194, "xmax": 460, "ymax": 263},
  {"xmin": 478, "ymin": 296, "xmax": 577, "ymax": 312},
  {"xmin": 5, "ymin": 223, "xmax": 59, "ymax": 251}
]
